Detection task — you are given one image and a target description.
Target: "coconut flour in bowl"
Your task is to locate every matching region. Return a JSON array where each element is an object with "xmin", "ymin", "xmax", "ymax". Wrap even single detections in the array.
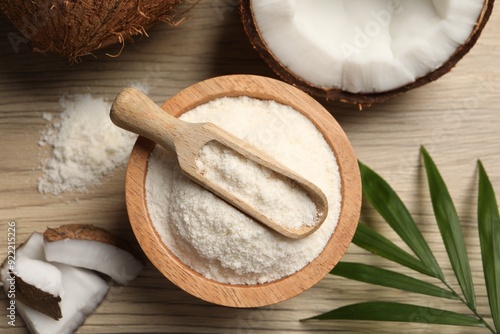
[{"xmin": 145, "ymin": 96, "xmax": 341, "ymax": 285}]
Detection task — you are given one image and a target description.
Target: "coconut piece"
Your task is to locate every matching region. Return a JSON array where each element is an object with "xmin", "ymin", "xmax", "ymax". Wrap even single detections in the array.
[
  {"xmin": 0, "ymin": 232, "xmax": 110, "ymax": 334},
  {"xmin": 13, "ymin": 256, "xmax": 63, "ymax": 320},
  {"xmin": 17, "ymin": 264, "xmax": 109, "ymax": 334},
  {"xmin": 43, "ymin": 224, "xmax": 143, "ymax": 285},
  {"xmin": 0, "ymin": 0, "xmax": 184, "ymax": 61},
  {"xmin": 0, "ymin": 234, "xmax": 55, "ymax": 314},
  {"xmin": 241, "ymin": 0, "xmax": 495, "ymax": 105}
]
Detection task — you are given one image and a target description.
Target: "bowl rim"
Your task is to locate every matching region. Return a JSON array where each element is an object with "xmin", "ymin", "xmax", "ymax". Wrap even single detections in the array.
[{"xmin": 125, "ymin": 74, "xmax": 361, "ymax": 307}]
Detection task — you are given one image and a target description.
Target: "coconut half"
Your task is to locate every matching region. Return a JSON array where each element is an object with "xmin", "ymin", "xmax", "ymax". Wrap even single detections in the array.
[
  {"xmin": 241, "ymin": 0, "xmax": 495, "ymax": 105},
  {"xmin": 43, "ymin": 224, "xmax": 143, "ymax": 285}
]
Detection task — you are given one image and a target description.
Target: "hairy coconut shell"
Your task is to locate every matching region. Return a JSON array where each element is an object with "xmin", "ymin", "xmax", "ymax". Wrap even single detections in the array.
[
  {"xmin": 0, "ymin": 0, "xmax": 183, "ymax": 61},
  {"xmin": 240, "ymin": 0, "xmax": 495, "ymax": 106}
]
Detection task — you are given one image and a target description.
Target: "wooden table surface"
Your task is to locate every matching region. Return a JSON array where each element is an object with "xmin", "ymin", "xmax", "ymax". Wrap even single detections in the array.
[{"xmin": 1, "ymin": 2, "xmax": 499, "ymax": 333}]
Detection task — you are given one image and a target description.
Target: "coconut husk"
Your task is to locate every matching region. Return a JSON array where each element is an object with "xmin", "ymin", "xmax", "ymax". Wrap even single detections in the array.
[{"xmin": 0, "ymin": 0, "xmax": 184, "ymax": 61}]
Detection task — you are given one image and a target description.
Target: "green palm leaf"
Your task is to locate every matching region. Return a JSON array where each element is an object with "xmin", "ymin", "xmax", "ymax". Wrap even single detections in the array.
[
  {"xmin": 331, "ymin": 262, "xmax": 458, "ymax": 300},
  {"xmin": 478, "ymin": 161, "xmax": 500, "ymax": 332},
  {"xmin": 421, "ymin": 146, "xmax": 476, "ymax": 310},
  {"xmin": 353, "ymin": 223, "xmax": 439, "ymax": 278},
  {"xmin": 305, "ymin": 302, "xmax": 485, "ymax": 327},
  {"xmin": 310, "ymin": 149, "xmax": 499, "ymax": 332},
  {"xmin": 359, "ymin": 162, "xmax": 444, "ymax": 280}
]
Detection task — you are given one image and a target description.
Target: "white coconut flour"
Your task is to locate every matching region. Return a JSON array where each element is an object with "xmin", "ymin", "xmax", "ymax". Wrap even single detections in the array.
[
  {"xmin": 38, "ymin": 94, "xmax": 137, "ymax": 195},
  {"xmin": 196, "ymin": 141, "xmax": 318, "ymax": 229},
  {"xmin": 146, "ymin": 96, "xmax": 341, "ymax": 284}
]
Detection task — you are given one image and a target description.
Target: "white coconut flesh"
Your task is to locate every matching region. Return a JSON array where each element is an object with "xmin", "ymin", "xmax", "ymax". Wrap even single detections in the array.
[
  {"xmin": 16, "ymin": 233, "xmax": 46, "ymax": 260},
  {"xmin": 0, "ymin": 233, "xmax": 44, "ymax": 286},
  {"xmin": 0, "ymin": 233, "xmax": 57, "ymax": 295},
  {"xmin": 44, "ymin": 239, "xmax": 143, "ymax": 285},
  {"xmin": 15, "ymin": 256, "xmax": 63, "ymax": 299},
  {"xmin": 251, "ymin": 0, "xmax": 484, "ymax": 93}
]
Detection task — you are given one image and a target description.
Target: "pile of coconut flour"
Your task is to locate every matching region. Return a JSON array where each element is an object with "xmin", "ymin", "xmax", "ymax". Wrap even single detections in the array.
[
  {"xmin": 38, "ymin": 94, "xmax": 138, "ymax": 195},
  {"xmin": 146, "ymin": 96, "xmax": 342, "ymax": 284}
]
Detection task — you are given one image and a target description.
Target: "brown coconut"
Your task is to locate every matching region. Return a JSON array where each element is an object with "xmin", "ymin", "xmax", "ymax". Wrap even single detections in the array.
[
  {"xmin": 0, "ymin": 0, "xmax": 184, "ymax": 61},
  {"xmin": 240, "ymin": 0, "xmax": 495, "ymax": 106}
]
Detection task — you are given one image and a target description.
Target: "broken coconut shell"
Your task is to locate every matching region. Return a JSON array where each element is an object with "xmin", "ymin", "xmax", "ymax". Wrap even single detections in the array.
[
  {"xmin": 240, "ymin": 0, "xmax": 495, "ymax": 106},
  {"xmin": 0, "ymin": 0, "xmax": 184, "ymax": 61}
]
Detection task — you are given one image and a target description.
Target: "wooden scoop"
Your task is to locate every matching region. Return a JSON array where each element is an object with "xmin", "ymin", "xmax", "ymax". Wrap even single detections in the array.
[{"xmin": 110, "ymin": 87, "xmax": 328, "ymax": 239}]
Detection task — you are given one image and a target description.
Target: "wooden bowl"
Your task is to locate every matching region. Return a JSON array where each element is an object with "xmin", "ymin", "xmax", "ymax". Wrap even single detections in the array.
[{"xmin": 125, "ymin": 74, "xmax": 361, "ymax": 307}]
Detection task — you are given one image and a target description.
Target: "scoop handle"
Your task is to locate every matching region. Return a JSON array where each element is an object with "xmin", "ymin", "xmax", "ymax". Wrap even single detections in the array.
[{"xmin": 110, "ymin": 87, "xmax": 184, "ymax": 151}]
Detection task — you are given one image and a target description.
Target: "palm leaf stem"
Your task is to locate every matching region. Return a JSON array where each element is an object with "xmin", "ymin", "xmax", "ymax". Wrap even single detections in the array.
[{"xmin": 440, "ymin": 280, "xmax": 496, "ymax": 333}]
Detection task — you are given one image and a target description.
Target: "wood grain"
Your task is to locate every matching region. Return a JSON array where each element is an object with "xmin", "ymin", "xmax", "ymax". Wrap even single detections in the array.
[{"xmin": 0, "ymin": 1, "xmax": 499, "ymax": 333}]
